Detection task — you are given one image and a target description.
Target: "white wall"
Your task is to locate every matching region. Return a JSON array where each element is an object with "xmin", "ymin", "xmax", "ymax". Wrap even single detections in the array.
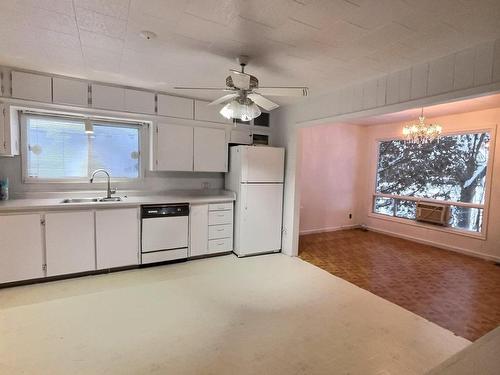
[
  {"xmin": 272, "ymin": 38, "xmax": 500, "ymax": 257},
  {"xmin": 299, "ymin": 123, "xmax": 362, "ymax": 234}
]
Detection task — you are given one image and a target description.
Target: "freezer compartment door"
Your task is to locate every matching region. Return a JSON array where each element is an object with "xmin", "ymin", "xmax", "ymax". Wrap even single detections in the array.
[
  {"xmin": 241, "ymin": 146, "xmax": 284, "ymax": 183},
  {"xmin": 236, "ymin": 183, "xmax": 283, "ymax": 256},
  {"xmin": 141, "ymin": 216, "xmax": 189, "ymax": 252}
]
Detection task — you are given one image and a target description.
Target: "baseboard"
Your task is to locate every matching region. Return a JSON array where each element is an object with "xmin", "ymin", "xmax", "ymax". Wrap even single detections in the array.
[
  {"xmin": 300, "ymin": 224, "xmax": 360, "ymax": 235},
  {"xmin": 367, "ymin": 226, "xmax": 500, "ymax": 263}
]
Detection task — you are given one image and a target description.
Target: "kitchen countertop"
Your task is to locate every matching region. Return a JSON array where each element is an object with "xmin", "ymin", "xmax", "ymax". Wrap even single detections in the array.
[{"xmin": 0, "ymin": 189, "xmax": 236, "ymax": 212}]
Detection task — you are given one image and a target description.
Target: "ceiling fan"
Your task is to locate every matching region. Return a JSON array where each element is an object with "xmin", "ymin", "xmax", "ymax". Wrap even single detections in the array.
[{"xmin": 174, "ymin": 55, "xmax": 308, "ymax": 122}]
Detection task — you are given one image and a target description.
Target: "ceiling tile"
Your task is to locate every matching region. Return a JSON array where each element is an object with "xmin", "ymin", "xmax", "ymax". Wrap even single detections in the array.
[
  {"xmin": 17, "ymin": 0, "xmax": 75, "ymax": 16},
  {"xmin": 76, "ymin": 7, "xmax": 127, "ymax": 39},
  {"xmin": 237, "ymin": 0, "xmax": 292, "ymax": 29},
  {"xmin": 184, "ymin": 0, "xmax": 239, "ymax": 26},
  {"xmin": 25, "ymin": 6, "xmax": 79, "ymax": 36},
  {"xmin": 80, "ymin": 30, "xmax": 124, "ymax": 53},
  {"xmin": 74, "ymin": 0, "xmax": 130, "ymax": 19}
]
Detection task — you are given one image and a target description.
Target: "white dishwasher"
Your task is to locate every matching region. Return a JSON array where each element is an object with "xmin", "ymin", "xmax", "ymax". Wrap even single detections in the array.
[{"xmin": 141, "ymin": 204, "xmax": 189, "ymax": 264}]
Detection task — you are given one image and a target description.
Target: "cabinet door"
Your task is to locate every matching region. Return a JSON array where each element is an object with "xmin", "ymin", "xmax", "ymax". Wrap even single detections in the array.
[
  {"xmin": 53, "ymin": 77, "xmax": 88, "ymax": 106},
  {"xmin": 11, "ymin": 71, "xmax": 52, "ymax": 102},
  {"xmin": 0, "ymin": 214, "xmax": 44, "ymax": 283},
  {"xmin": 193, "ymin": 127, "xmax": 227, "ymax": 172},
  {"xmin": 0, "ymin": 103, "xmax": 5, "ymax": 154},
  {"xmin": 189, "ymin": 204, "xmax": 208, "ymax": 257},
  {"xmin": 194, "ymin": 100, "xmax": 231, "ymax": 123},
  {"xmin": 96, "ymin": 208, "xmax": 139, "ymax": 269},
  {"xmin": 156, "ymin": 123, "xmax": 193, "ymax": 171},
  {"xmin": 45, "ymin": 211, "xmax": 95, "ymax": 277},
  {"xmin": 124, "ymin": 89, "xmax": 155, "ymax": 114},
  {"xmin": 91, "ymin": 84, "xmax": 125, "ymax": 111},
  {"xmin": 157, "ymin": 94, "xmax": 193, "ymax": 119},
  {"xmin": 230, "ymin": 128, "xmax": 252, "ymax": 145}
]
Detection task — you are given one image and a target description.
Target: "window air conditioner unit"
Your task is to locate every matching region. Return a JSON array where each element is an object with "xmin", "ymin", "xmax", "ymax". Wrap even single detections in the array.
[{"xmin": 416, "ymin": 202, "xmax": 450, "ymax": 226}]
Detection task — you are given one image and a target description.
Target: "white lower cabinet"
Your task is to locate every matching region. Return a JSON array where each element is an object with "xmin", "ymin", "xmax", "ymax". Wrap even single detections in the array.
[
  {"xmin": 96, "ymin": 208, "xmax": 140, "ymax": 269},
  {"xmin": 45, "ymin": 211, "xmax": 96, "ymax": 277},
  {"xmin": 189, "ymin": 204, "xmax": 209, "ymax": 257},
  {"xmin": 189, "ymin": 202, "xmax": 233, "ymax": 257},
  {"xmin": 0, "ymin": 214, "xmax": 44, "ymax": 283}
]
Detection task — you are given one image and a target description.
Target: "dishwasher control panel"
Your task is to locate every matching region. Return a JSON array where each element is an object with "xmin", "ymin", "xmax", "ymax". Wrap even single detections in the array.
[{"xmin": 141, "ymin": 204, "xmax": 189, "ymax": 218}]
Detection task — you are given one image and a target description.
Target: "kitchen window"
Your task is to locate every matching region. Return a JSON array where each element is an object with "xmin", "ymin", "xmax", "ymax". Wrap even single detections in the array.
[
  {"xmin": 372, "ymin": 130, "xmax": 493, "ymax": 234},
  {"xmin": 22, "ymin": 113, "xmax": 141, "ymax": 182}
]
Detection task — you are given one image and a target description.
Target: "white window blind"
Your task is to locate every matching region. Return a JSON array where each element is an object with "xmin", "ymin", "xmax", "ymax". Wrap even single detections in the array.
[{"xmin": 24, "ymin": 114, "xmax": 140, "ymax": 181}]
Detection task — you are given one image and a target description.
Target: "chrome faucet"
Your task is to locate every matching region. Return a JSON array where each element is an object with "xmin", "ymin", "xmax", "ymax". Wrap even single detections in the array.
[{"xmin": 90, "ymin": 169, "xmax": 116, "ymax": 201}]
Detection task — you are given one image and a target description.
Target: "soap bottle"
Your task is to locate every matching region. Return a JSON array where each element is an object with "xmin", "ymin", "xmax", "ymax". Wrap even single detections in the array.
[{"xmin": 0, "ymin": 177, "xmax": 9, "ymax": 201}]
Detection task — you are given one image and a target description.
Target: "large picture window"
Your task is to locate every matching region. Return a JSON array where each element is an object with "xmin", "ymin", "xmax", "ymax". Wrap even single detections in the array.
[
  {"xmin": 373, "ymin": 131, "xmax": 492, "ymax": 233},
  {"xmin": 23, "ymin": 113, "xmax": 141, "ymax": 181}
]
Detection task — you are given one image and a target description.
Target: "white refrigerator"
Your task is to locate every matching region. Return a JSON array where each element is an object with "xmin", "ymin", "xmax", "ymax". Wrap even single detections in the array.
[{"xmin": 225, "ymin": 146, "xmax": 285, "ymax": 257}]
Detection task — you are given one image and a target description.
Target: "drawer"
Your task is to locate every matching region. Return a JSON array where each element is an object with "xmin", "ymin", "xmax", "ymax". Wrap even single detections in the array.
[
  {"xmin": 208, "ymin": 224, "xmax": 232, "ymax": 240},
  {"xmin": 208, "ymin": 210, "xmax": 233, "ymax": 225},
  {"xmin": 208, "ymin": 238, "xmax": 232, "ymax": 253},
  {"xmin": 209, "ymin": 202, "xmax": 233, "ymax": 211},
  {"xmin": 141, "ymin": 248, "xmax": 188, "ymax": 264}
]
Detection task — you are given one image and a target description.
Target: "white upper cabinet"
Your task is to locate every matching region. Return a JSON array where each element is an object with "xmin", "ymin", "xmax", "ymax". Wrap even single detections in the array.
[
  {"xmin": 193, "ymin": 127, "xmax": 227, "ymax": 172},
  {"xmin": 45, "ymin": 211, "xmax": 95, "ymax": 277},
  {"xmin": 52, "ymin": 77, "xmax": 89, "ymax": 106},
  {"xmin": 155, "ymin": 123, "xmax": 194, "ymax": 171},
  {"xmin": 0, "ymin": 214, "xmax": 44, "ymax": 284},
  {"xmin": 91, "ymin": 84, "xmax": 125, "ymax": 111},
  {"xmin": 230, "ymin": 128, "xmax": 252, "ymax": 144},
  {"xmin": 96, "ymin": 208, "xmax": 139, "ymax": 269},
  {"xmin": 124, "ymin": 89, "xmax": 155, "ymax": 114},
  {"xmin": 11, "ymin": 71, "xmax": 52, "ymax": 102},
  {"xmin": 157, "ymin": 94, "xmax": 194, "ymax": 119},
  {"xmin": 194, "ymin": 100, "xmax": 231, "ymax": 124},
  {"xmin": 0, "ymin": 104, "xmax": 20, "ymax": 157}
]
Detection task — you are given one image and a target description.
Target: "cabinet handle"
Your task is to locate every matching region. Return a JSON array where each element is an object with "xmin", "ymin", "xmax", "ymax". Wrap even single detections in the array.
[
  {"xmin": 217, "ymin": 214, "xmax": 224, "ymax": 217},
  {"xmin": 217, "ymin": 242, "xmax": 224, "ymax": 246},
  {"xmin": 217, "ymin": 228, "xmax": 224, "ymax": 231}
]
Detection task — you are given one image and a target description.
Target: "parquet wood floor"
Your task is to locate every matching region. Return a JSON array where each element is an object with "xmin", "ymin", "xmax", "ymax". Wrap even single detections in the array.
[{"xmin": 299, "ymin": 229, "xmax": 500, "ymax": 341}]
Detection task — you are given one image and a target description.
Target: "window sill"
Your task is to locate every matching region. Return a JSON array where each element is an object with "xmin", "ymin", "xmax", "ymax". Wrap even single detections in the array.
[{"xmin": 367, "ymin": 212, "xmax": 487, "ymax": 241}]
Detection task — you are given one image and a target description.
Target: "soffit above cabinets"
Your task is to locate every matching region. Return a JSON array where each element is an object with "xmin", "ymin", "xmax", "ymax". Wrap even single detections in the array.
[{"xmin": 0, "ymin": 1, "xmax": 499, "ymax": 105}]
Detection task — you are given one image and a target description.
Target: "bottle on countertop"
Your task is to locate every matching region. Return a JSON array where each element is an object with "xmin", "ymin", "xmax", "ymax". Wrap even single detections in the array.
[{"xmin": 0, "ymin": 177, "xmax": 9, "ymax": 201}]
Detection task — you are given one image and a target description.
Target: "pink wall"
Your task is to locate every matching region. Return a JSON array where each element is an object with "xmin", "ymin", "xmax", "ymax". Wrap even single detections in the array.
[
  {"xmin": 358, "ymin": 107, "xmax": 500, "ymax": 261},
  {"xmin": 299, "ymin": 123, "xmax": 361, "ymax": 234}
]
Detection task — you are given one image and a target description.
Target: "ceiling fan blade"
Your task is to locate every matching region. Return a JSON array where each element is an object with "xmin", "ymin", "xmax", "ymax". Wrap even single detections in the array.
[
  {"xmin": 208, "ymin": 93, "xmax": 239, "ymax": 106},
  {"xmin": 174, "ymin": 87, "xmax": 233, "ymax": 91},
  {"xmin": 229, "ymin": 69, "xmax": 251, "ymax": 90},
  {"xmin": 254, "ymin": 87, "xmax": 309, "ymax": 97},
  {"xmin": 247, "ymin": 93, "xmax": 279, "ymax": 111}
]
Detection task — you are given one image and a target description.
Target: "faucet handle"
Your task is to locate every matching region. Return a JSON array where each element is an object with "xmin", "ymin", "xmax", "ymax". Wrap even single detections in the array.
[{"xmin": 110, "ymin": 188, "xmax": 117, "ymax": 195}]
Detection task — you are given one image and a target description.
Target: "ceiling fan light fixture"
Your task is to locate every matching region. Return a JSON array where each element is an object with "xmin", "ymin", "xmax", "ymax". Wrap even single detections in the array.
[{"xmin": 220, "ymin": 99, "xmax": 261, "ymax": 121}]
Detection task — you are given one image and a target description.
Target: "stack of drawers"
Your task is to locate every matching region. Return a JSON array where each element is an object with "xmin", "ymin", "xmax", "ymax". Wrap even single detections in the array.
[{"xmin": 207, "ymin": 202, "xmax": 233, "ymax": 253}]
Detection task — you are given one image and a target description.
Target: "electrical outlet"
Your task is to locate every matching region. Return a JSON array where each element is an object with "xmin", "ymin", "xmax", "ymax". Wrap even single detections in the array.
[{"xmin": 201, "ymin": 182, "xmax": 210, "ymax": 190}]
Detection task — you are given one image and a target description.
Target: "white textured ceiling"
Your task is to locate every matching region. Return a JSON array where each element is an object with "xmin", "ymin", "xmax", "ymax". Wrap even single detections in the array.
[{"xmin": 0, "ymin": 0, "xmax": 499, "ymax": 104}]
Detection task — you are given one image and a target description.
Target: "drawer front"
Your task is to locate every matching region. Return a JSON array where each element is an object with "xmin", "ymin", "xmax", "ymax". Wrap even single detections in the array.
[
  {"xmin": 208, "ymin": 238, "xmax": 232, "ymax": 253},
  {"xmin": 208, "ymin": 210, "xmax": 233, "ymax": 225},
  {"xmin": 208, "ymin": 224, "xmax": 232, "ymax": 240},
  {"xmin": 209, "ymin": 202, "xmax": 233, "ymax": 211}
]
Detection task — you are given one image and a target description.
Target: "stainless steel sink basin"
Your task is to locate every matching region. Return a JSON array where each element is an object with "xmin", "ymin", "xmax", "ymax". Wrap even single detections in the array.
[{"xmin": 60, "ymin": 197, "xmax": 122, "ymax": 204}]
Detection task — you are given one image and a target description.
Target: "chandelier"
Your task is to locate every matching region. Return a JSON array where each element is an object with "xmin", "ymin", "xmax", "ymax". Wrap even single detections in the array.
[
  {"xmin": 220, "ymin": 97, "xmax": 261, "ymax": 122},
  {"xmin": 402, "ymin": 108, "xmax": 442, "ymax": 144}
]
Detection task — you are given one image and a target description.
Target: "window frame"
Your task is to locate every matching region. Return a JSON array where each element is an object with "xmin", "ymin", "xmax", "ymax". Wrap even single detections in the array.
[
  {"xmin": 369, "ymin": 125, "xmax": 497, "ymax": 239},
  {"xmin": 20, "ymin": 112, "xmax": 144, "ymax": 184}
]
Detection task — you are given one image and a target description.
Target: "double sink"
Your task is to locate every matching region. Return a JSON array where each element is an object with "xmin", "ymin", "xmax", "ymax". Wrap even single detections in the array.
[{"xmin": 61, "ymin": 197, "xmax": 122, "ymax": 204}]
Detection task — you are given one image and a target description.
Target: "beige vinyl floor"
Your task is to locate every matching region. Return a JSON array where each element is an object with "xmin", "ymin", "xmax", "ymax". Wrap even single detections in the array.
[{"xmin": 0, "ymin": 254, "xmax": 469, "ymax": 375}]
